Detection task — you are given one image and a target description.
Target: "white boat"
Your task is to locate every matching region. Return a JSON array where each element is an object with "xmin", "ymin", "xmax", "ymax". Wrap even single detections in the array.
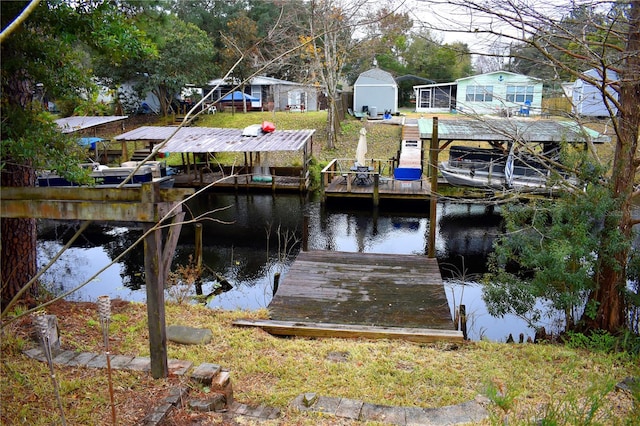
[
  {"xmin": 439, "ymin": 146, "xmax": 574, "ymax": 192},
  {"xmin": 37, "ymin": 161, "xmax": 175, "ymax": 188}
]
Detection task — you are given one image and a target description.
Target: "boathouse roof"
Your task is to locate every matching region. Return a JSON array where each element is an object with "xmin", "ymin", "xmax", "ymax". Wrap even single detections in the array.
[
  {"xmin": 55, "ymin": 116, "xmax": 129, "ymax": 133},
  {"xmin": 114, "ymin": 126, "xmax": 315, "ymax": 153},
  {"xmin": 418, "ymin": 118, "xmax": 610, "ymax": 144}
]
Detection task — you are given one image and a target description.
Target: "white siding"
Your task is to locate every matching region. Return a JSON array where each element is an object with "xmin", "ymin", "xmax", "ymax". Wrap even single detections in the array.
[{"xmin": 456, "ymin": 72, "xmax": 543, "ymax": 116}]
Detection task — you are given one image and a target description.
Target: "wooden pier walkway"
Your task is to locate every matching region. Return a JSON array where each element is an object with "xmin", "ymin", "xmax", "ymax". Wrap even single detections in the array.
[{"xmin": 235, "ymin": 251, "xmax": 462, "ymax": 343}]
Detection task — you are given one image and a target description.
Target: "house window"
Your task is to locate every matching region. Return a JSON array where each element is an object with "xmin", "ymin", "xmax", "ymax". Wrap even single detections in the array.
[
  {"xmin": 465, "ymin": 85, "xmax": 493, "ymax": 102},
  {"xmin": 506, "ymin": 85, "xmax": 534, "ymax": 103}
]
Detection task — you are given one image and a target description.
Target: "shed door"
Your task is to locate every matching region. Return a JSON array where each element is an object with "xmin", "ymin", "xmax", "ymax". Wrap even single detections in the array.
[
  {"xmin": 419, "ymin": 89, "xmax": 431, "ymax": 108},
  {"xmin": 250, "ymin": 86, "xmax": 262, "ymax": 108}
]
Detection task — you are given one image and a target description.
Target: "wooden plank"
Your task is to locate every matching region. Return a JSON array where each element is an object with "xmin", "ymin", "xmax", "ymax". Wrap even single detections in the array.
[
  {"xmin": 0, "ymin": 186, "xmax": 194, "ymax": 222},
  {"xmin": 0, "ymin": 186, "xmax": 193, "ymax": 202},
  {"xmin": 233, "ymin": 319, "xmax": 463, "ymax": 343}
]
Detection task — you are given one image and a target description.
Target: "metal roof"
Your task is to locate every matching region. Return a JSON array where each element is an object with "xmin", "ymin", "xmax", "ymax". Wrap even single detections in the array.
[
  {"xmin": 55, "ymin": 116, "xmax": 128, "ymax": 133},
  {"xmin": 418, "ymin": 118, "xmax": 610, "ymax": 144},
  {"xmin": 114, "ymin": 126, "xmax": 315, "ymax": 153}
]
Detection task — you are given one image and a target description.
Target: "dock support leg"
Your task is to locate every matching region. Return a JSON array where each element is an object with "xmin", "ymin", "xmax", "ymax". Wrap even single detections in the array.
[
  {"xmin": 373, "ymin": 174, "xmax": 379, "ymax": 207},
  {"xmin": 428, "ymin": 117, "xmax": 439, "ymax": 258}
]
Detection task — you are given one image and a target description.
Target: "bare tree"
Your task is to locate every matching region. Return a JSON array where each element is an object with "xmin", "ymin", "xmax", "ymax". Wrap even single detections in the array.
[
  {"xmin": 418, "ymin": 0, "xmax": 639, "ymax": 332},
  {"xmin": 307, "ymin": 0, "xmax": 371, "ymax": 149}
]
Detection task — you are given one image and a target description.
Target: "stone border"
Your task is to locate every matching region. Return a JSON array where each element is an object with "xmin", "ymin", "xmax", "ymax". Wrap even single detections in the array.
[{"xmin": 291, "ymin": 393, "xmax": 490, "ymax": 425}]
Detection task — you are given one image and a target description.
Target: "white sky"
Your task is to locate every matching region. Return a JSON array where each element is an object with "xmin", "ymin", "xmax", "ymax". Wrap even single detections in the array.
[{"xmin": 403, "ymin": 0, "xmax": 576, "ymax": 53}]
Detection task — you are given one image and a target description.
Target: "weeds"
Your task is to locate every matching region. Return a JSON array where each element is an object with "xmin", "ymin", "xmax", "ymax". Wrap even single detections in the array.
[
  {"xmin": 166, "ymin": 255, "xmax": 203, "ymax": 305},
  {"xmin": 533, "ymin": 381, "xmax": 620, "ymax": 425}
]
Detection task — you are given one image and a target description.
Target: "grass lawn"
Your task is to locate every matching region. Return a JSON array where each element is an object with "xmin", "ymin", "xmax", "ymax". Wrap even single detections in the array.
[{"xmin": 1, "ymin": 299, "xmax": 638, "ymax": 425}]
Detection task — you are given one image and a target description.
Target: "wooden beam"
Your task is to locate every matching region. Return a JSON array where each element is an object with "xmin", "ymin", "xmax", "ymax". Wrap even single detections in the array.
[
  {"xmin": 0, "ymin": 186, "xmax": 194, "ymax": 222},
  {"xmin": 233, "ymin": 319, "xmax": 463, "ymax": 343},
  {"xmin": 144, "ymin": 225, "xmax": 168, "ymax": 379},
  {"xmin": 160, "ymin": 212, "xmax": 185, "ymax": 284}
]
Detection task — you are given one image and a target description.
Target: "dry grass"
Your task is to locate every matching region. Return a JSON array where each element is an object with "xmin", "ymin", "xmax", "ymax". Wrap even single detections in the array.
[{"xmin": 1, "ymin": 299, "xmax": 638, "ymax": 425}]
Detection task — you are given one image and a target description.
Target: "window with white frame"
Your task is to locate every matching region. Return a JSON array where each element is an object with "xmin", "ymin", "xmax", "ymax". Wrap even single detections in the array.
[
  {"xmin": 506, "ymin": 85, "xmax": 534, "ymax": 103},
  {"xmin": 465, "ymin": 85, "xmax": 493, "ymax": 102}
]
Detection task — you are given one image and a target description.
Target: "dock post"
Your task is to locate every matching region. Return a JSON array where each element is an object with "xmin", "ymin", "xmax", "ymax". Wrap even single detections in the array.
[
  {"xmin": 273, "ymin": 272, "xmax": 281, "ymax": 295},
  {"xmin": 428, "ymin": 117, "xmax": 439, "ymax": 258},
  {"xmin": 302, "ymin": 214, "xmax": 309, "ymax": 252},
  {"xmin": 373, "ymin": 174, "xmax": 380, "ymax": 207},
  {"xmin": 195, "ymin": 222, "xmax": 203, "ymax": 303},
  {"xmin": 460, "ymin": 304, "xmax": 467, "ymax": 340},
  {"xmin": 271, "ymin": 168, "xmax": 276, "ymax": 192},
  {"xmin": 195, "ymin": 223, "xmax": 203, "ymax": 270}
]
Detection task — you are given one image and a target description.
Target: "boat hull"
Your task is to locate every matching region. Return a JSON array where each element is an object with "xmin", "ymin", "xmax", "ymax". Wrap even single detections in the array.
[{"xmin": 38, "ymin": 163, "xmax": 175, "ymax": 189}]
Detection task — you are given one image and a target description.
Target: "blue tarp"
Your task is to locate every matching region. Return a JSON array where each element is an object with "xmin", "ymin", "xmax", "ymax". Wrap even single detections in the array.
[
  {"xmin": 220, "ymin": 91, "xmax": 259, "ymax": 102},
  {"xmin": 78, "ymin": 137, "xmax": 104, "ymax": 149}
]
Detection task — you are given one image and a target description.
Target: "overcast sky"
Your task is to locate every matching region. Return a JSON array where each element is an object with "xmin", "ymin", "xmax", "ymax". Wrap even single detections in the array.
[{"xmin": 403, "ymin": 0, "xmax": 576, "ymax": 53}]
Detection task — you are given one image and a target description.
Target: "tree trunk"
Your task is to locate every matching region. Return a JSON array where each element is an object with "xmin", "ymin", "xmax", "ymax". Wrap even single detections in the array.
[
  {"xmin": 1, "ymin": 162, "xmax": 38, "ymax": 309},
  {"xmin": 326, "ymin": 96, "xmax": 337, "ymax": 149},
  {"xmin": 586, "ymin": 1, "xmax": 640, "ymax": 332}
]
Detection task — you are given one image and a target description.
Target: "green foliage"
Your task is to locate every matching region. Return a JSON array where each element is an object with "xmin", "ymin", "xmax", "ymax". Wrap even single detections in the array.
[
  {"xmin": 533, "ymin": 381, "xmax": 620, "ymax": 426},
  {"xmin": 0, "ymin": 106, "xmax": 93, "ymax": 184},
  {"xmin": 483, "ymin": 380, "xmax": 516, "ymax": 413},
  {"xmin": 482, "ymin": 153, "xmax": 636, "ymax": 332},
  {"xmin": 405, "ymin": 31, "xmax": 473, "ymax": 82},
  {"xmin": 119, "ymin": 14, "xmax": 217, "ymax": 115},
  {"xmin": 565, "ymin": 330, "xmax": 618, "ymax": 353}
]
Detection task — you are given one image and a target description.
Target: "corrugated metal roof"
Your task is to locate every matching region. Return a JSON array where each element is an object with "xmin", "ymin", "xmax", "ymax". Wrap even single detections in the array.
[
  {"xmin": 55, "ymin": 116, "xmax": 128, "ymax": 133},
  {"xmin": 115, "ymin": 126, "xmax": 315, "ymax": 153},
  {"xmin": 418, "ymin": 118, "xmax": 610, "ymax": 144}
]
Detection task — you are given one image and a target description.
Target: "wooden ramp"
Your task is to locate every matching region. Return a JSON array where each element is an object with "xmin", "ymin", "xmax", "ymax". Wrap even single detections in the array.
[{"xmin": 235, "ymin": 251, "xmax": 462, "ymax": 342}]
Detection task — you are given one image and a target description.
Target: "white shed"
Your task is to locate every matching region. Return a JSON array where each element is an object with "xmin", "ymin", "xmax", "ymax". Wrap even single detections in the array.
[
  {"xmin": 572, "ymin": 69, "xmax": 619, "ymax": 117},
  {"xmin": 353, "ymin": 68, "xmax": 398, "ymax": 116}
]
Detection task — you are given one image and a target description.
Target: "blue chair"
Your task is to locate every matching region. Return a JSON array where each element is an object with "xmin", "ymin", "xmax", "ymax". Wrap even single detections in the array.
[{"xmin": 519, "ymin": 100, "xmax": 531, "ymax": 117}]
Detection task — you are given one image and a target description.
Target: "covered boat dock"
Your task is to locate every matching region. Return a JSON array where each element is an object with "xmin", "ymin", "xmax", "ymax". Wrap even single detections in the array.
[
  {"xmin": 115, "ymin": 126, "xmax": 315, "ymax": 192},
  {"xmin": 418, "ymin": 117, "xmax": 611, "ymax": 194},
  {"xmin": 418, "ymin": 117, "xmax": 611, "ymax": 150}
]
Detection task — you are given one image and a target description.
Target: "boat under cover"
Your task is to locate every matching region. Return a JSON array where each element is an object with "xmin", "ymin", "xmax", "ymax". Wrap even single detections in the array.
[
  {"xmin": 440, "ymin": 145, "xmax": 575, "ymax": 192},
  {"xmin": 37, "ymin": 161, "xmax": 175, "ymax": 188}
]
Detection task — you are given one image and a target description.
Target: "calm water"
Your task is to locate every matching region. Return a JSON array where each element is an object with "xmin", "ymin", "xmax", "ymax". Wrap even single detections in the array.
[{"xmin": 38, "ymin": 192, "xmax": 563, "ymax": 341}]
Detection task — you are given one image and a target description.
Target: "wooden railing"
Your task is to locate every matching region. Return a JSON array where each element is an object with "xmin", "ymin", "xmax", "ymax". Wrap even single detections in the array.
[{"xmin": 321, "ymin": 158, "xmax": 395, "ymax": 186}]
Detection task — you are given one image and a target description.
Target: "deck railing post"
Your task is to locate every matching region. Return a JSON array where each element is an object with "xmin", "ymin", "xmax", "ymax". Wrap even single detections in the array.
[
  {"xmin": 373, "ymin": 174, "xmax": 380, "ymax": 207},
  {"xmin": 428, "ymin": 117, "xmax": 439, "ymax": 258}
]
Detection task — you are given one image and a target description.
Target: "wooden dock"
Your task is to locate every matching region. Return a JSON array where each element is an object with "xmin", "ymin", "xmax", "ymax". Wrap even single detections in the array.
[
  {"xmin": 320, "ymin": 120, "xmax": 431, "ymax": 204},
  {"xmin": 321, "ymin": 159, "xmax": 431, "ymax": 205},
  {"xmin": 235, "ymin": 251, "xmax": 462, "ymax": 343}
]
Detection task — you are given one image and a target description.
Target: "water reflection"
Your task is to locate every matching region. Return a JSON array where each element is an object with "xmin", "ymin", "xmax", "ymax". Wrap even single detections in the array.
[{"xmin": 36, "ymin": 193, "xmax": 581, "ymax": 341}]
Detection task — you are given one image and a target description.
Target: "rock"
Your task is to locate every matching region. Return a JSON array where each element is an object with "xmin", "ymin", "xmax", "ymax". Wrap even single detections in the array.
[
  {"xmin": 616, "ymin": 377, "xmax": 639, "ymax": 393},
  {"xmin": 166, "ymin": 325, "xmax": 212, "ymax": 345}
]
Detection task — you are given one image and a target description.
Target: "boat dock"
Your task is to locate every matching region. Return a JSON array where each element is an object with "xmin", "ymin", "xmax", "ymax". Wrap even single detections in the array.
[
  {"xmin": 320, "ymin": 121, "xmax": 432, "ymax": 205},
  {"xmin": 235, "ymin": 251, "xmax": 462, "ymax": 343}
]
